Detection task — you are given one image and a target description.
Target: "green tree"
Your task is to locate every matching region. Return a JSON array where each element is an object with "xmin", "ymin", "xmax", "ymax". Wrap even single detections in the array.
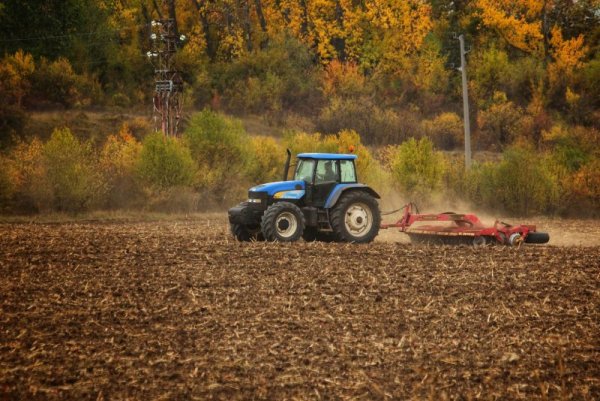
[
  {"xmin": 137, "ymin": 132, "xmax": 195, "ymax": 190},
  {"xmin": 389, "ymin": 137, "xmax": 445, "ymax": 202},
  {"xmin": 43, "ymin": 128, "xmax": 105, "ymax": 211}
]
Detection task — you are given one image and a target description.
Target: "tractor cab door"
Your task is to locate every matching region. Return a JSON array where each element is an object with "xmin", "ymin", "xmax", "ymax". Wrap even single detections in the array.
[{"xmin": 309, "ymin": 160, "xmax": 339, "ymax": 207}]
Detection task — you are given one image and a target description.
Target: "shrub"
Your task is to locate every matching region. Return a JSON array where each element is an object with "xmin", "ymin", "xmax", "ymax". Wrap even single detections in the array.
[
  {"xmin": 543, "ymin": 124, "xmax": 597, "ymax": 172},
  {"xmin": 183, "ymin": 110, "xmax": 250, "ymax": 190},
  {"xmin": 42, "ymin": 128, "xmax": 106, "ymax": 211},
  {"xmin": 477, "ymin": 95, "xmax": 524, "ymax": 150},
  {"xmin": 31, "ymin": 57, "xmax": 101, "ymax": 108},
  {"xmin": 467, "ymin": 145, "xmax": 560, "ymax": 215},
  {"xmin": 247, "ymin": 136, "xmax": 285, "ymax": 183},
  {"xmin": 563, "ymin": 159, "xmax": 600, "ymax": 215},
  {"xmin": 421, "ymin": 112, "xmax": 463, "ymax": 150},
  {"xmin": 136, "ymin": 132, "xmax": 195, "ymax": 191},
  {"xmin": 111, "ymin": 92, "xmax": 131, "ymax": 108},
  {"xmin": 215, "ymin": 34, "xmax": 321, "ymax": 115},
  {"xmin": 471, "ymin": 47, "xmax": 511, "ymax": 102},
  {"xmin": 321, "ymin": 61, "xmax": 367, "ymax": 98},
  {"xmin": 0, "ymin": 156, "xmax": 14, "ymax": 210},
  {"xmin": 0, "ymin": 51, "xmax": 34, "ymax": 142},
  {"xmin": 99, "ymin": 126, "xmax": 143, "ymax": 208},
  {"xmin": 388, "ymin": 137, "xmax": 445, "ymax": 202},
  {"xmin": 0, "ymin": 51, "xmax": 35, "ymax": 108},
  {"xmin": 2, "ymin": 138, "xmax": 49, "ymax": 212},
  {"xmin": 317, "ymin": 97, "xmax": 420, "ymax": 146},
  {"xmin": 282, "ymin": 131, "xmax": 337, "ymax": 156}
]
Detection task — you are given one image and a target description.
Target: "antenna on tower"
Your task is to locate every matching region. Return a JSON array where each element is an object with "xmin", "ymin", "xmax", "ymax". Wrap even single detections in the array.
[{"xmin": 147, "ymin": 7, "xmax": 186, "ymax": 136}]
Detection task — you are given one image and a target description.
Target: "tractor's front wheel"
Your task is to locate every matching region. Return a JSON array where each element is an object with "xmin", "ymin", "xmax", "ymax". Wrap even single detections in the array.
[
  {"xmin": 230, "ymin": 223, "xmax": 264, "ymax": 242},
  {"xmin": 330, "ymin": 191, "xmax": 381, "ymax": 243},
  {"xmin": 261, "ymin": 202, "xmax": 305, "ymax": 242}
]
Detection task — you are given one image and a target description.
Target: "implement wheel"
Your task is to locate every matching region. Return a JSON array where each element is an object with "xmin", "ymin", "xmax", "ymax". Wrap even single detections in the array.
[
  {"xmin": 330, "ymin": 191, "xmax": 381, "ymax": 243},
  {"xmin": 261, "ymin": 202, "xmax": 305, "ymax": 242},
  {"xmin": 525, "ymin": 232, "xmax": 550, "ymax": 244}
]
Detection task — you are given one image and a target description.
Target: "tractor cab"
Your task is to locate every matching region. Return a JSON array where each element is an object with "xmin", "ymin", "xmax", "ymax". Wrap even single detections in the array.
[
  {"xmin": 292, "ymin": 153, "xmax": 358, "ymax": 208},
  {"xmin": 228, "ymin": 150, "xmax": 381, "ymax": 243}
]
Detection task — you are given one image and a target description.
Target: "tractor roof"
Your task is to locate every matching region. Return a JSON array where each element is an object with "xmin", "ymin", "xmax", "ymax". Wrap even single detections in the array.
[{"xmin": 297, "ymin": 153, "xmax": 357, "ymax": 160}]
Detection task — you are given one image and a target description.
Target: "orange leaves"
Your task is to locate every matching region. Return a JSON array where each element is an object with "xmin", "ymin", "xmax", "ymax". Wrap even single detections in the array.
[
  {"xmin": 476, "ymin": 0, "xmax": 589, "ymax": 97},
  {"xmin": 365, "ymin": 0, "xmax": 433, "ymax": 56},
  {"xmin": 549, "ymin": 26, "xmax": 587, "ymax": 72},
  {"xmin": 321, "ymin": 60, "xmax": 366, "ymax": 98},
  {"xmin": 100, "ymin": 126, "xmax": 142, "ymax": 180},
  {"xmin": 477, "ymin": 0, "xmax": 544, "ymax": 54},
  {"xmin": 261, "ymin": 0, "xmax": 432, "ymax": 63},
  {"xmin": 0, "ymin": 50, "xmax": 35, "ymax": 107}
]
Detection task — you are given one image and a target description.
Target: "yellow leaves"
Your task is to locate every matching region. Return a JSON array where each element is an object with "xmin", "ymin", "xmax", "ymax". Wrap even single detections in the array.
[
  {"xmin": 477, "ymin": 0, "xmax": 588, "ymax": 94},
  {"xmin": 100, "ymin": 125, "xmax": 142, "ymax": 180},
  {"xmin": 218, "ymin": 27, "xmax": 246, "ymax": 60},
  {"xmin": 262, "ymin": 0, "xmax": 432, "ymax": 63},
  {"xmin": 477, "ymin": 0, "xmax": 544, "ymax": 54},
  {"xmin": 547, "ymin": 25, "xmax": 587, "ymax": 86},
  {"xmin": 366, "ymin": 0, "xmax": 433, "ymax": 56},
  {"xmin": 6, "ymin": 138, "xmax": 45, "ymax": 191},
  {"xmin": 569, "ymin": 159, "xmax": 600, "ymax": 199},
  {"xmin": 322, "ymin": 60, "xmax": 365, "ymax": 97},
  {"xmin": 310, "ymin": 0, "xmax": 344, "ymax": 60},
  {"xmin": 247, "ymin": 136, "xmax": 285, "ymax": 183},
  {"xmin": 549, "ymin": 26, "xmax": 587, "ymax": 71},
  {"xmin": 0, "ymin": 51, "xmax": 35, "ymax": 106}
]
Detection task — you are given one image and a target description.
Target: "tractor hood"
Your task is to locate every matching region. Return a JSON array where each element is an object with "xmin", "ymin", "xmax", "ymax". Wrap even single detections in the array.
[{"xmin": 250, "ymin": 180, "xmax": 305, "ymax": 196}]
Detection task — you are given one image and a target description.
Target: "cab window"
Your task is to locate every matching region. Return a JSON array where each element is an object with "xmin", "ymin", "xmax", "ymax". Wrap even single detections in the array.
[
  {"xmin": 294, "ymin": 159, "xmax": 315, "ymax": 182},
  {"xmin": 315, "ymin": 160, "xmax": 338, "ymax": 184},
  {"xmin": 340, "ymin": 160, "xmax": 357, "ymax": 183}
]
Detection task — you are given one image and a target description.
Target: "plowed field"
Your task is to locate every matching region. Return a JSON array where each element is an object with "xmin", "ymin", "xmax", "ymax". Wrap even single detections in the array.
[{"xmin": 1, "ymin": 216, "xmax": 599, "ymax": 400}]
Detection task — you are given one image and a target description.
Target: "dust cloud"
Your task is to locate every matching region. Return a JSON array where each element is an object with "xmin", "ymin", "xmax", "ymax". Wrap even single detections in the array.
[{"xmin": 376, "ymin": 192, "xmax": 600, "ymax": 247}]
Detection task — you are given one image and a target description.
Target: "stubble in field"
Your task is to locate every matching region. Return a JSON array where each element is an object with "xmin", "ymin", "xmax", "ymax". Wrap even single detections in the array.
[{"xmin": 0, "ymin": 216, "xmax": 598, "ymax": 400}]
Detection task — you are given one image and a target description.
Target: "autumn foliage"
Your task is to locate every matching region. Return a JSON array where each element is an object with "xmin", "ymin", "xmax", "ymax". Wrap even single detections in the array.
[{"xmin": 0, "ymin": 1, "xmax": 598, "ymax": 215}]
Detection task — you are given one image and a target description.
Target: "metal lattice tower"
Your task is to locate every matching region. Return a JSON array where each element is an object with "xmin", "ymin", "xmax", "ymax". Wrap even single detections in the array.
[{"xmin": 148, "ymin": 18, "xmax": 185, "ymax": 136}]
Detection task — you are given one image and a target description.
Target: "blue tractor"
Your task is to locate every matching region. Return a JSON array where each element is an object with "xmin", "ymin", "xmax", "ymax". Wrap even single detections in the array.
[{"xmin": 228, "ymin": 150, "xmax": 381, "ymax": 242}]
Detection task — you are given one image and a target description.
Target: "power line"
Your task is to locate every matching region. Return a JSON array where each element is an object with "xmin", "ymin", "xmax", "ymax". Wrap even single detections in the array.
[{"xmin": 0, "ymin": 25, "xmax": 143, "ymax": 43}]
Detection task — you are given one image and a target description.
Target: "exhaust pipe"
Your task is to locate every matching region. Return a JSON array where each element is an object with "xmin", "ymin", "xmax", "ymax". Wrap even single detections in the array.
[{"xmin": 282, "ymin": 148, "xmax": 292, "ymax": 181}]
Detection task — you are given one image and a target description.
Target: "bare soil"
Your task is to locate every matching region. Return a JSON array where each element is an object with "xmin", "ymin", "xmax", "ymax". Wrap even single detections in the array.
[{"xmin": 1, "ymin": 215, "xmax": 599, "ymax": 400}]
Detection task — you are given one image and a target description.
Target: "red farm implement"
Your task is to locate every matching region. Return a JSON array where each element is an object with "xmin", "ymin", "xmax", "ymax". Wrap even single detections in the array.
[{"xmin": 381, "ymin": 203, "xmax": 550, "ymax": 246}]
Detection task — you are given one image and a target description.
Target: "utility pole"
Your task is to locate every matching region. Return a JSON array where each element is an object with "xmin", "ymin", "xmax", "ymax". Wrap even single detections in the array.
[
  {"xmin": 458, "ymin": 34, "xmax": 472, "ymax": 170},
  {"xmin": 147, "ymin": 13, "xmax": 186, "ymax": 136}
]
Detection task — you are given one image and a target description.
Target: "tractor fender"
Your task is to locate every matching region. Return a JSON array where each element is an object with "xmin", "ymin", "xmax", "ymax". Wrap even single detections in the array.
[{"xmin": 324, "ymin": 184, "xmax": 380, "ymax": 209}]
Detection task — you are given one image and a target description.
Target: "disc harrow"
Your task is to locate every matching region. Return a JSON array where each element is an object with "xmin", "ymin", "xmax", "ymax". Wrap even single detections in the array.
[{"xmin": 381, "ymin": 203, "xmax": 550, "ymax": 246}]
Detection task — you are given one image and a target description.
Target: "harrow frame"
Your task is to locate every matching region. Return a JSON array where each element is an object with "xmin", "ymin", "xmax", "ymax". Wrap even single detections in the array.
[{"xmin": 380, "ymin": 203, "xmax": 549, "ymax": 246}]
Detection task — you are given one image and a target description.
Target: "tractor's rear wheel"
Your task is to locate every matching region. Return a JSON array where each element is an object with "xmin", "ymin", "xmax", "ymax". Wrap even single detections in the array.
[
  {"xmin": 230, "ymin": 223, "xmax": 264, "ymax": 242},
  {"xmin": 330, "ymin": 191, "xmax": 381, "ymax": 243},
  {"xmin": 261, "ymin": 202, "xmax": 305, "ymax": 242}
]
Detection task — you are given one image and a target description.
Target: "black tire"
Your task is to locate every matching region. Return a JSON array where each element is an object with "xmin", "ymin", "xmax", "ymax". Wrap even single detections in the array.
[
  {"xmin": 302, "ymin": 227, "xmax": 335, "ymax": 242},
  {"xmin": 525, "ymin": 232, "xmax": 550, "ymax": 244},
  {"xmin": 472, "ymin": 236, "xmax": 488, "ymax": 247},
  {"xmin": 330, "ymin": 191, "xmax": 381, "ymax": 243},
  {"xmin": 302, "ymin": 227, "xmax": 318, "ymax": 242},
  {"xmin": 230, "ymin": 224, "xmax": 264, "ymax": 242},
  {"xmin": 261, "ymin": 202, "xmax": 305, "ymax": 242}
]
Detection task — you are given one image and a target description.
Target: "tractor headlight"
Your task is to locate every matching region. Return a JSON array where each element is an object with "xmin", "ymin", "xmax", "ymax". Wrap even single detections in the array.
[{"xmin": 247, "ymin": 198, "xmax": 262, "ymax": 203}]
